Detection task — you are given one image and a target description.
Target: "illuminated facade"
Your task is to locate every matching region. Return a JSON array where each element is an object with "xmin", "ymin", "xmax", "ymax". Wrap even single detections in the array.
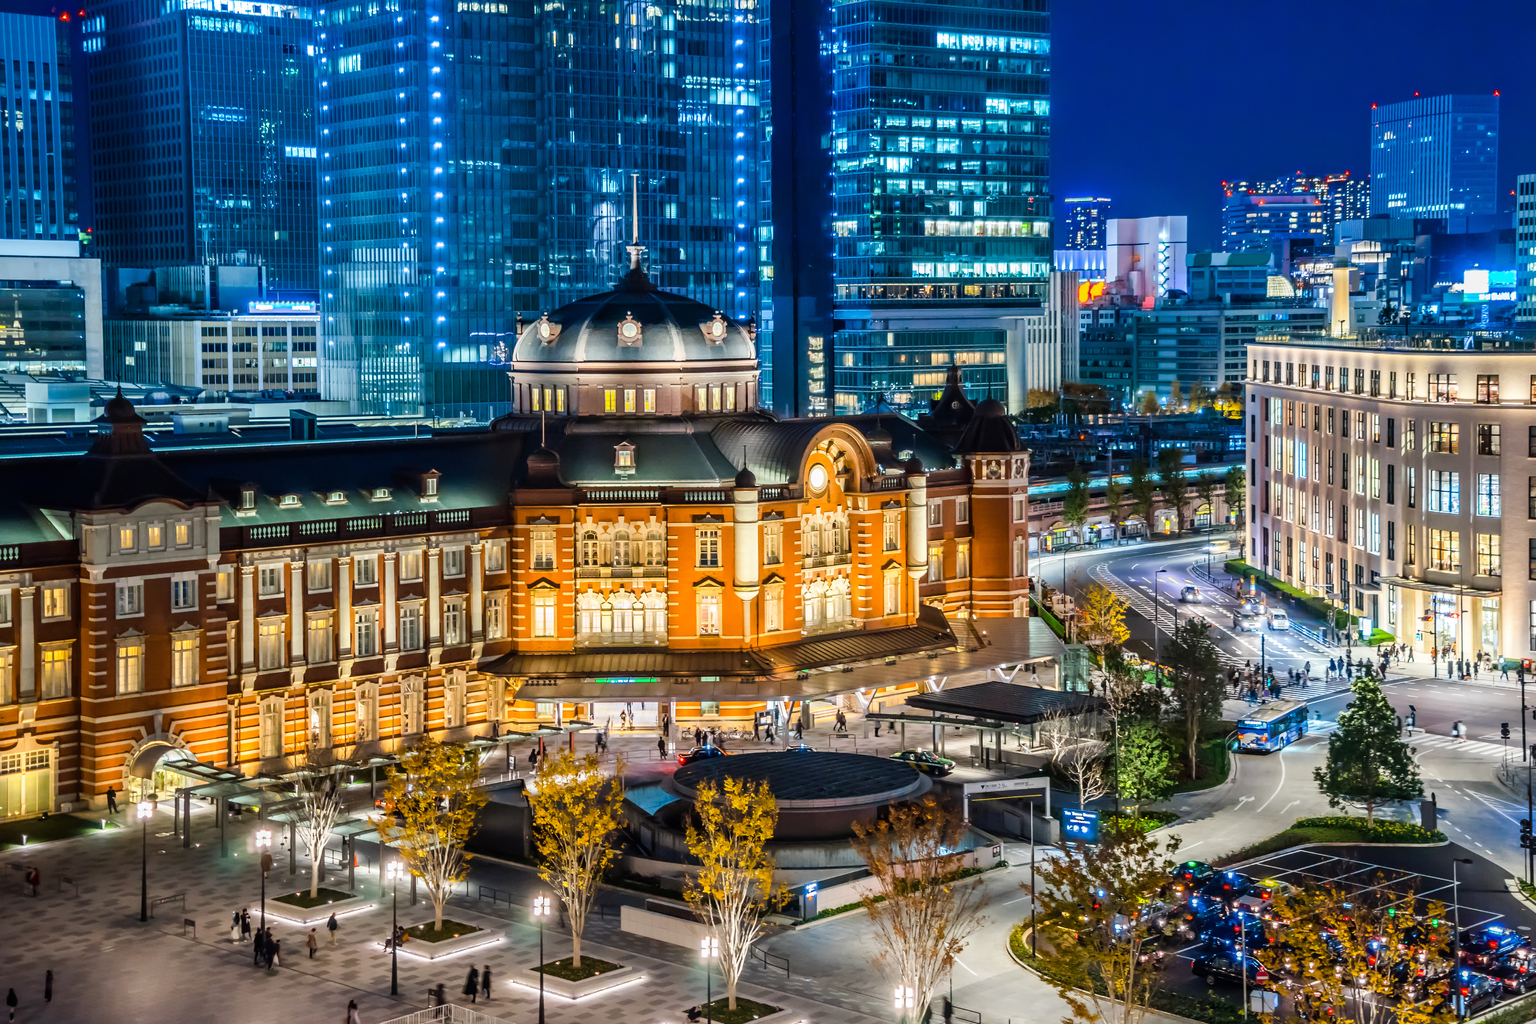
[
  {"xmin": 1061, "ymin": 197, "xmax": 1110, "ymax": 251},
  {"xmin": 0, "ymin": 262, "xmax": 1035, "ymax": 818},
  {"xmin": 1370, "ymin": 94, "xmax": 1499, "ymax": 219},
  {"xmin": 0, "ymin": 14, "xmax": 78, "ymax": 242}
]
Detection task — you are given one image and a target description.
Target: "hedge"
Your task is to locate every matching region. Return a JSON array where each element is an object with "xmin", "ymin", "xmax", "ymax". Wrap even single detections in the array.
[
  {"xmin": 1225, "ymin": 560, "xmax": 1351, "ymax": 629},
  {"xmin": 1290, "ymin": 815, "xmax": 1446, "ymax": 844},
  {"xmin": 1031, "ymin": 597, "xmax": 1067, "ymax": 640}
]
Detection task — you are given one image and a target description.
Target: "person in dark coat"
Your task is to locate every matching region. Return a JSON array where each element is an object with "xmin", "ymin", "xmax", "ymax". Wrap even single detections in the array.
[
  {"xmin": 106, "ymin": 786, "xmax": 119, "ymax": 814},
  {"xmin": 657, "ymin": 735, "xmax": 666, "ymax": 760},
  {"xmin": 43, "ymin": 970, "xmax": 51, "ymax": 1003},
  {"xmin": 464, "ymin": 965, "xmax": 480, "ymax": 1003},
  {"xmin": 480, "ymin": 965, "xmax": 492, "ymax": 1001},
  {"xmin": 6, "ymin": 987, "xmax": 15, "ymax": 1022},
  {"xmin": 432, "ymin": 983, "xmax": 447, "ymax": 1008},
  {"xmin": 241, "ymin": 908, "xmax": 252, "ymax": 941}
]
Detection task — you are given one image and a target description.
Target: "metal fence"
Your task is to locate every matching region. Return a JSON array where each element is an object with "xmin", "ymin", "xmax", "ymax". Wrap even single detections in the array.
[{"xmin": 378, "ymin": 1005, "xmax": 515, "ymax": 1024}]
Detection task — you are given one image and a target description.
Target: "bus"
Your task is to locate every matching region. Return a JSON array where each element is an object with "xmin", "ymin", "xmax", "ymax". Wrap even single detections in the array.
[{"xmin": 1235, "ymin": 700, "xmax": 1309, "ymax": 753}]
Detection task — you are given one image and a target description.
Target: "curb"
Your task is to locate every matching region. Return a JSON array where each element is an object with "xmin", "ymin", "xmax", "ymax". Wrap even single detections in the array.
[
  {"xmin": 1005, "ymin": 927, "xmax": 1207, "ymax": 1024},
  {"xmin": 1220, "ymin": 838, "xmax": 1450, "ymax": 868}
]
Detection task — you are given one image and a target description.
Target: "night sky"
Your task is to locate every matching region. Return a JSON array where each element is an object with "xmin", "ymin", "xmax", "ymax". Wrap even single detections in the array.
[{"xmin": 1053, "ymin": 0, "xmax": 1533, "ymax": 249}]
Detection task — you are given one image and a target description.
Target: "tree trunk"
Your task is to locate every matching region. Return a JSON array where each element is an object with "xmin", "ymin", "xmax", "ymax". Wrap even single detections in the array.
[
  {"xmin": 572, "ymin": 930, "xmax": 582, "ymax": 968},
  {"xmin": 728, "ymin": 974, "xmax": 737, "ymax": 1011},
  {"xmin": 1187, "ymin": 707, "xmax": 1200, "ymax": 780},
  {"xmin": 434, "ymin": 896, "xmax": 444, "ymax": 931},
  {"xmin": 311, "ymin": 856, "xmax": 322, "ymax": 900}
]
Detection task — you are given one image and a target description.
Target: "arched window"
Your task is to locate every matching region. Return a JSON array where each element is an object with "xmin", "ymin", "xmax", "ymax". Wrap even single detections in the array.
[
  {"xmin": 642, "ymin": 589, "xmax": 668, "ymax": 636},
  {"xmin": 579, "ymin": 531, "xmax": 599, "ymax": 567},
  {"xmin": 599, "ymin": 596, "xmax": 614, "ymax": 635},
  {"xmin": 804, "ymin": 580, "xmax": 827, "ymax": 630},
  {"xmin": 837, "ymin": 516, "xmax": 851, "ymax": 556},
  {"xmin": 828, "ymin": 576, "xmax": 851, "ymax": 625},
  {"xmin": 645, "ymin": 529, "xmax": 665, "ymax": 566},
  {"xmin": 806, "ymin": 517, "xmax": 822, "ymax": 558},
  {"xmin": 613, "ymin": 590, "xmax": 636, "ymax": 635},
  {"xmin": 577, "ymin": 591, "xmax": 602, "ymax": 637},
  {"xmin": 613, "ymin": 531, "xmax": 631, "ymax": 567}
]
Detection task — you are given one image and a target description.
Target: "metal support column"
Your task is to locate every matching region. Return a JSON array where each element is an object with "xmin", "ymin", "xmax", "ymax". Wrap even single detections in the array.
[
  {"xmin": 219, "ymin": 795, "xmax": 228, "ymax": 859},
  {"xmin": 289, "ymin": 820, "xmax": 297, "ymax": 876}
]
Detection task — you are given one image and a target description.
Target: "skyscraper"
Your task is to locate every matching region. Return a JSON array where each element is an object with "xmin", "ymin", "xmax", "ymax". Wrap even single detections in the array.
[
  {"xmin": 1061, "ymin": 197, "xmax": 1110, "ymax": 250},
  {"xmin": 827, "ymin": 0, "xmax": 1052, "ymax": 416},
  {"xmin": 0, "ymin": 13, "xmax": 78, "ymax": 243},
  {"xmin": 83, "ymin": 0, "xmax": 318, "ymax": 294},
  {"xmin": 1370, "ymin": 93, "xmax": 1499, "ymax": 219},
  {"xmin": 318, "ymin": 0, "xmax": 756, "ymax": 417}
]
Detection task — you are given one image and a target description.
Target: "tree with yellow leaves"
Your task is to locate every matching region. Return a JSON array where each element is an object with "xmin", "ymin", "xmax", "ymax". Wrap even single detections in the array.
[
  {"xmin": 527, "ymin": 749, "xmax": 627, "ymax": 967},
  {"xmin": 370, "ymin": 736, "xmax": 487, "ymax": 930},
  {"xmin": 852, "ymin": 795, "xmax": 986, "ymax": 1024},
  {"xmin": 1077, "ymin": 582, "xmax": 1130, "ymax": 657},
  {"xmin": 684, "ymin": 777, "xmax": 785, "ymax": 1012}
]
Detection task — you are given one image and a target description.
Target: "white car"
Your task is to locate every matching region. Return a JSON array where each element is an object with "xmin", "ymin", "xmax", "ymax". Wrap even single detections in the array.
[{"xmin": 1266, "ymin": 610, "xmax": 1290, "ymax": 631}]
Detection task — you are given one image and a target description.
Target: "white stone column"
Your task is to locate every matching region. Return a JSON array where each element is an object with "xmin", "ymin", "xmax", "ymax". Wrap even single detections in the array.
[
  {"xmin": 240, "ymin": 566, "xmax": 256, "ymax": 670},
  {"xmin": 469, "ymin": 543, "xmax": 484, "ymax": 640},
  {"xmin": 427, "ymin": 548, "xmax": 441, "ymax": 644},
  {"xmin": 382, "ymin": 552, "xmax": 398, "ymax": 651},
  {"xmin": 17, "ymin": 586, "xmax": 34, "ymax": 699},
  {"xmin": 732, "ymin": 484, "xmax": 760, "ymax": 613},
  {"xmin": 289, "ymin": 563, "xmax": 305, "ymax": 661},
  {"xmin": 336, "ymin": 557, "xmax": 353, "ymax": 656}
]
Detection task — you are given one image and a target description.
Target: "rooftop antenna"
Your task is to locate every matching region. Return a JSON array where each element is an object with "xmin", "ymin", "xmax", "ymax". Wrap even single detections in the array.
[{"xmin": 626, "ymin": 172, "xmax": 645, "ymax": 270}]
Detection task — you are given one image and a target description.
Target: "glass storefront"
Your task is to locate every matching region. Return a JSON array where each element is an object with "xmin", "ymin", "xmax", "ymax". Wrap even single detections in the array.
[
  {"xmin": 0, "ymin": 745, "xmax": 53, "ymax": 820},
  {"xmin": 1480, "ymin": 598, "xmax": 1500, "ymax": 656}
]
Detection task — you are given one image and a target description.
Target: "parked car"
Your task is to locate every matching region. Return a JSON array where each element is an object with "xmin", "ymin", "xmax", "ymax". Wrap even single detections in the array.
[
  {"xmin": 677, "ymin": 744, "xmax": 727, "ymax": 766},
  {"xmin": 1202, "ymin": 871, "xmax": 1253, "ymax": 901},
  {"xmin": 1170, "ymin": 861, "xmax": 1216, "ymax": 898},
  {"xmin": 1485, "ymin": 959, "xmax": 1536, "ymax": 996},
  {"xmin": 1267, "ymin": 610, "xmax": 1291, "ymax": 631},
  {"xmin": 1460, "ymin": 925, "xmax": 1530, "ymax": 966},
  {"xmin": 1191, "ymin": 949, "xmax": 1269, "ymax": 987},
  {"xmin": 1180, "ymin": 586, "xmax": 1202, "ymax": 603},
  {"xmin": 888, "ymin": 749, "xmax": 955, "ymax": 777},
  {"xmin": 1442, "ymin": 968, "xmax": 1503, "ymax": 1015},
  {"xmin": 782, "ymin": 743, "xmax": 816, "ymax": 753}
]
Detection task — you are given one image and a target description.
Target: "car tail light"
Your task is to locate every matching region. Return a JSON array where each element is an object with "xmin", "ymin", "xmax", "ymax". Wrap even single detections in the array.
[{"xmin": 1462, "ymin": 988, "xmax": 1470, "ymax": 996}]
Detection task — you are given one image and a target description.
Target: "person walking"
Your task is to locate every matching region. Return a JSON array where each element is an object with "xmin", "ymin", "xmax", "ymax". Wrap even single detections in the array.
[
  {"xmin": 432, "ymin": 983, "xmax": 447, "ymax": 1009},
  {"xmin": 480, "ymin": 965, "xmax": 492, "ymax": 1001},
  {"xmin": 657, "ymin": 734, "xmax": 667, "ymax": 760},
  {"xmin": 270, "ymin": 937, "xmax": 282, "ymax": 970},
  {"xmin": 6, "ymin": 987, "xmax": 16, "ymax": 1022},
  {"xmin": 106, "ymin": 786, "xmax": 119, "ymax": 815},
  {"xmin": 26, "ymin": 866, "xmax": 39, "ymax": 897},
  {"xmin": 307, "ymin": 928, "xmax": 319, "ymax": 959},
  {"xmin": 464, "ymin": 965, "xmax": 481, "ymax": 1003},
  {"xmin": 242, "ymin": 908, "xmax": 252, "ymax": 942},
  {"xmin": 42, "ymin": 970, "xmax": 51, "ymax": 1005},
  {"xmin": 347, "ymin": 999, "xmax": 362, "ymax": 1024},
  {"xmin": 327, "ymin": 912, "xmax": 339, "ymax": 946},
  {"xmin": 232, "ymin": 910, "xmax": 243, "ymax": 943}
]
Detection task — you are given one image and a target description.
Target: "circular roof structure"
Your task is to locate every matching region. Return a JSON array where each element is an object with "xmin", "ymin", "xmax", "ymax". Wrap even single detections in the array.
[
  {"xmin": 672, "ymin": 751, "xmax": 927, "ymax": 809},
  {"xmin": 512, "ymin": 264, "xmax": 755, "ymax": 366}
]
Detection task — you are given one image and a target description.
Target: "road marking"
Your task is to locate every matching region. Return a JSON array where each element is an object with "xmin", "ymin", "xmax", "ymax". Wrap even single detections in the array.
[
  {"xmin": 1253, "ymin": 748, "xmax": 1289, "ymax": 814},
  {"xmin": 1279, "ymin": 799, "xmax": 1299, "ymax": 817},
  {"xmin": 1234, "ymin": 795, "xmax": 1254, "ymax": 812},
  {"xmin": 954, "ymin": 956, "xmax": 978, "ymax": 977}
]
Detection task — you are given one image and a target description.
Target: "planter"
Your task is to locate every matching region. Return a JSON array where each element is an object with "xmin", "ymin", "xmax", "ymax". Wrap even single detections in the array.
[
  {"xmin": 263, "ymin": 890, "xmax": 373, "ymax": 926},
  {"xmin": 512, "ymin": 963, "xmax": 644, "ymax": 1001},
  {"xmin": 384, "ymin": 915, "xmax": 505, "ymax": 961}
]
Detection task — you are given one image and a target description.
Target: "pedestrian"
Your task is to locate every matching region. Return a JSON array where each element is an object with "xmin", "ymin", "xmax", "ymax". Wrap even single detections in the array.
[
  {"xmin": 433, "ymin": 983, "xmax": 447, "ymax": 1009},
  {"xmin": 26, "ymin": 866, "xmax": 39, "ymax": 896},
  {"xmin": 347, "ymin": 999, "xmax": 362, "ymax": 1024},
  {"xmin": 43, "ymin": 970, "xmax": 51, "ymax": 1004},
  {"xmin": 242, "ymin": 908, "xmax": 252, "ymax": 941},
  {"xmin": 528, "ymin": 747, "xmax": 538, "ymax": 770},
  {"xmin": 657, "ymin": 735, "xmax": 667, "ymax": 760},
  {"xmin": 764, "ymin": 723, "xmax": 775, "ymax": 743},
  {"xmin": 232, "ymin": 910, "xmax": 242, "ymax": 942},
  {"xmin": 328, "ymin": 911, "xmax": 339, "ymax": 946},
  {"xmin": 270, "ymin": 938, "xmax": 282, "ymax": 970},
  {"xmin": 874, "ymin": 719, "xmax": 881, "ymax": 738},
  {"xmin": 752, "ymin": 717, "xmax": 761, "ymax": 742},
  {"xmin": 6, "ymin": 987, "xmax": 15, "ymax": 1023},
  {"xmin": 465, "ymin": 964, "xmax": 481, "ymax": 1003},
  {"xmin": 307, "ymin": 928, "xmax": 319, "ymax": 959},
  {"xmin": 254, "ymin": 926, "xmax": 264, "ymax": 966},
  {"xmin": 106, "ymin": 786, "xmax": 119, "ymax": 815},
  {"xmin": 481, "ymin": 965, "xmax": 492, "ymax": 1001}
]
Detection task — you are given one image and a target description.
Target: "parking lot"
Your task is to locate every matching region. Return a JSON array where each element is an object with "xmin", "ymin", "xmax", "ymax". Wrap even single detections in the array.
[{"xmin": 1152, "ymin": 844, "xmax": 1536, "ymax": 1010}]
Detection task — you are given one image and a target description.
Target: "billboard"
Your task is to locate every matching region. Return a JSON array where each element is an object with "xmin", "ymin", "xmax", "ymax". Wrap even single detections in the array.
[{"xmin": 1062, "ymin": 807, "xmax": 1100, "ymax": 845}]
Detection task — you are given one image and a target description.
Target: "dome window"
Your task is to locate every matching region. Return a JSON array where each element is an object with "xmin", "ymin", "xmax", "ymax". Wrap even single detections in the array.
[
  {"xmin": 614, "ymin": 440, "xmax": 636, "ymax": 477},
  {"xmin": 617, "ymin": 313, "xmax": 642, "ymax": 347},
  {"xmin": 537, "ymin": 313, "xmax": 559, "ymax": 345},
  {"xmin": 704, "ymin": 312, "xmax": 727, "ymax": 344}
]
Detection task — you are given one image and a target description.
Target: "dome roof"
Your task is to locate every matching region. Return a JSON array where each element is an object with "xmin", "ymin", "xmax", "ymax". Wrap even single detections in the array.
[
  {"xmin": 954, "ymin": 397, "xmax": 1020, "ymax": 454},
  {"xmin": 734, "ymin": 465, "xmax": 757, "ymax": 488},
  {"xmin": 512, "ymin": 265, "xmax": 755, "ymax": 366}
]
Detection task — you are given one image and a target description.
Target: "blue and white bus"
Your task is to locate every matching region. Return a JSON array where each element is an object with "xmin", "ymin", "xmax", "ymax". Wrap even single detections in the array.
[{"xmin": 1235, "ymin": 700, "xmax": 1309, "ymax": 753}]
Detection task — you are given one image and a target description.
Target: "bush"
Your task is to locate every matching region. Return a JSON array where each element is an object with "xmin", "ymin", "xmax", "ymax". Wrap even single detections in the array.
[
  {"xmin": 1031, "ymin": 598, "xmax": 1067, "ymax": 640},
  {"xmin": 1224, "ymin": 560, "xmax": 1350, "ymax": 628},
  {"xmin": 1290, "ymin": 815, "xmax": 1445, "ymax": 844}
]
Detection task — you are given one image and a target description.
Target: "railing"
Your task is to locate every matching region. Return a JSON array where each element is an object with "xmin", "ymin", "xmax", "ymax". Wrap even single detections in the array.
[
  {"xmin": 802, "ymin": 552, "xmax": 852, "ymax": 569},
  {"xmin": 749, "ymin": 946, "xmax": 789, "ymax": 978},
  {"xmin": 379, "ymin": 1006, "xmax": 515, "ymax": 1024},
  {"xmin": 230, "ymin": 508, "xmax": 491, "ymax": 549},
  {"xmin": 582, "ymin": 487, "xmax": 662, "ymax": 502},
  {"xmin": 683, "ymin": 489, "xmax": 729, "ymax": 503},
  {"xmin": 149, "ymin": 892, "xmax": 186, "ymax": 917},
  {"xmin": 871, "ymin": 475, "xmax": 909, "ymax": 491},
  {"xmin": 477, "ymin": 885, "xmax": 514, "ymax": 908}
]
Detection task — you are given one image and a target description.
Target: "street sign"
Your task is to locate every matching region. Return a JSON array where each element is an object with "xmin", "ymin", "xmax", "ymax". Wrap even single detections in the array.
[{"xmin": 1063, "ymin": 808, "xmax": 1099, "ymax": 846}]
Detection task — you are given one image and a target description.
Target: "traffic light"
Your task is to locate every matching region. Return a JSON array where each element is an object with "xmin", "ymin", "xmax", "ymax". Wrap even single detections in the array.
[
  {"xmin": 1503, "ymin": 723, "xmax": 1512, "ymax": 740},
  {"xmin": 1521, "ymin": 818, "xmax": 1532, "ymax": 850}
]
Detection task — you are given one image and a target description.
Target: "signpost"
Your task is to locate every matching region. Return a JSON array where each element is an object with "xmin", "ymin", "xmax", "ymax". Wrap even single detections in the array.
[{"xmin": 1062, "ymin": 807, "xmax": 1100, "ymax": 846}]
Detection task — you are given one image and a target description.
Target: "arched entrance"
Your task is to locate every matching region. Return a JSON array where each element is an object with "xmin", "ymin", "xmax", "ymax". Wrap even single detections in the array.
[{"xmin": 123, "ymin": 737, "xmax": 194, "ymax": 803}]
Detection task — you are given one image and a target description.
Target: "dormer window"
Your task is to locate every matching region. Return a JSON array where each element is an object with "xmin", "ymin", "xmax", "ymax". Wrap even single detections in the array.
[
  {"xmin": 326, "ymin": 490, "xmax": 347, "ymax": 505},
  {"xmin": 617, "ymin": 313, "xmax": 642, "ymax": 347},
  {"xmin": 614, "ymin": 441, "xmax": 636, "ymax": 477},
  {"xmin": 279, "ymin": 494, "xmax": 302, "ymax": 508},
  {"xmin": 370, "ymin": 487, "xmax": 391, "ymax": 502},
  {"xmin": 420, "ymin": 470, "xmax": 441, "ymax": 502},
  {"xmin": 705, "ymin": 313, "xmax": 727, "ymax": 343},
  {"xmin": 537, "ymin": 313, "xmax": 559, "ymax": 344},
  {"xmin": 240, "ymin": 486, "xmax": 257, "ymax": 511}
]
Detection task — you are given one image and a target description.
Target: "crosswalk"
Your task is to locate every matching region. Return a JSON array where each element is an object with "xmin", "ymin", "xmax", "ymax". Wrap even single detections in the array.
[{"xmin": 1308, "ymin": 720, "xmax": 1517, "ymax": 761}]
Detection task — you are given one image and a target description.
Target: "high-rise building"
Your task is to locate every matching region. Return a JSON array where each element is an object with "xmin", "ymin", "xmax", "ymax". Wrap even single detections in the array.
[
  {"xmin": 827, "ymin": 0, "xmax": 1052, "ymax": 416},
  {"xmin": 1370, "ymin": 94, "xmax": 1499, "ymax": 219},
  {"xmin": 83, "ymin": 0, "xmax": 318, "ymax": 294},
  {"xmin": 1518, "ymin": 173, "xmax": 1536, "ymax": 325},
  {"xmin": 1220, "ymin": 192, "xmax": 1329, "ymax": 252},
  {"xmin": 1221, "ymin": 171, "xmax": 1368, "ymax": 245},
  {"xmin": 1061, "ymin": 197, "xmax": 1110, "ymax": 251},
  {"xmin": 0, "ymin": 14, "xmax": 79, "ymax": 242},
  {"xmin": 317, "ymin": 0, "xmax": 757, "ymax": 418}
]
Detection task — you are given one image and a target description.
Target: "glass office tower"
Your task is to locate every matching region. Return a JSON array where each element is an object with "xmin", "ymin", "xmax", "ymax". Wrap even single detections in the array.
[
  {"xmin": 0, "ymin": 14, "xmax": 78, "ymax": 242},
  {"xmin": 828, "ymin": 0, "xmax": 1052, "ymax": 415},
  {"xmin": 1370, "ymin": 93, "xmax": 1498, "ymax": 219},
  {"xmin": 318, "ymin": 0, "xmax": 756, "ymax": 418},
  {"xmin": 84, "ymin": 0, "xmax": 318, "ymax": 293}
]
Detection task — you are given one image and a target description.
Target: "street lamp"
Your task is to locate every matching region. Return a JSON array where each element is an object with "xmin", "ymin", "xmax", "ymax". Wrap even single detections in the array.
[
  {"xmin": 387, "ymin": 861, "xmax": 406, "ymax": 997},
  {"xmin": 1452, "ymin": 857, "xmax": 1473, "ymax": 1022},
  {"xmin": 533, "ymin": 894, "xmax": 551, "ymax": 1024},
  {"xmin": 894, "ymin": 984, "xmax": 915, "ymax": 1024},
  {"xmin": 1154, "ymin": 568, "xmax": 1170, "ymax": 680},
  {"xmin": 137, "ymin": 801, "xmax": 152, "ymax": 922},
  {"xmin": 701, "ymin": 935, "xmax": 719, "ymax": 1024},
  {"xmin": 254, "ymin": 827, "xmax": 273, "ymax": 968}
]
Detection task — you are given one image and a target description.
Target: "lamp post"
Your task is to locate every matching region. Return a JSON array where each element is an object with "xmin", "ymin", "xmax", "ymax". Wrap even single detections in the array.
[
  {"xmin": 254, "ymin": 827, "xmax": 272, "ymax": 968},
  {"xmin": 533, "ymin": 894, "xmax": 551, "ymax": 1024},
  {"xmin": 894, "ymin": 983, "xmax": 915, "ymax": 1024},
  {"xmin": 1154, "ymin": 568, "xmax": 1170, "ymax": 681},
  {"xmin": 1452, "ymin": 857, "xmax": 1473, "ymax": 1021},
  {"xmin": 387, "ymin": 861, "xmax": 405, "ymax": 997},
  {"xmin": 137, "ymin": 800, "xmax": 152, "ymax": 922},
  {"xmin": 701, "ymin": 935, "xmax": 719, "ymax": 1023}
]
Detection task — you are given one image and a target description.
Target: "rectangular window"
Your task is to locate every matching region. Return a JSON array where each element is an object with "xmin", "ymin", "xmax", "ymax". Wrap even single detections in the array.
[
  {"xmin": 604, "ymin": 388, "xmax": 617, "ymax": 413},
  {"xmin": 1356, "ymin": 411, "xmax": 1366, "ymax": 441},
  {"xmin": 1477, "ymin": 474, "xmax": 1501, "ymax": 517},
  {"xmin": 485, "ymin": 592, "xmax": 507, "ymax": 640},
  {"xmin": 1406, "ymin": 372, "xmax": 1417, "ymax": 400},
  {"xmin": 171, "ymin": 576, "xmax": 197, "ymax": 611},
  {"xmin": 1387, "ymin": 521, "xmax": 1396, "ymax": 560},
  {"xmin": 39, "ymin": 584, "xmax": 66, "ymax": 620},
  {"xmin": 624, "ymin": 389, "xmax": 636, "ymax": 413},
  {"xmin": 116, "ymin": 582, "xmax": 144, "ymax": 617},
  {"xmin": 354, "ymin": 609, "xmax": 378, "ymax": 657},
  {"xmin": 354, "ymin": 555, "xmax": 378, "ymax": 586},
  {"xmin": 258, "ymin": 564, "xmax": 284, "ymax": 597},
  {"xmin": 171, "ymin": 633, "xmax": 198, "ymax": 687},
  {"xmin": 1478, "ymin": 424, "xmax": 1501, "ymax": 455},
  {"xmin": 1370, "ymin": 458, "xmax": 1380, "ymax": 499},
  {"xmin": 399, "ymin": 550, "xmax": 424, "ymax": 581},
  {"xmin": 1370, "ymin": 370, "xmax": 1380, "ymax": 397},
  {"xmin": 928, "ymin": 502, "xmax": 942, "ymax": 526},
  {"xmin": 1369, "ymin": 513, "xmax": 1381, "ymax": 555},
  {"xmin": 1404, "ymin": 419, "xmax": 1416, "ymax": 451},
  {"xmin": 1428, "ymin": 471, "xmax": 1461, "ymax": 514},
  {"xmin": 956, "ymin": 542, "xmax": 971, "ymax": 578},
  {"xmin": 118, "ymin": 525, "xmax": 136, "ymax": 552},
  {"xmin": 643, "ymin": 388, "xmax": 656, "ymax": 413},
  {"xmin": 532, "ymin": 594, "xmax": 556, "ymax": 637},
  {"xmin": 1355, "ymin": 507, "xmax": 1366, "ymax": 549},
  {"xmin": 957, "ymin": 497, "xmax": 969, "ymax": 524},
  {"xmin": 174, "ymin": 521, "xmax": 191, "ymax": 547},
  {"xmin": 259, "ymin": 701, "xmax": 283, "ymax": 759},
  {"xmin": 216, "ymin": 567, "xmax": 234, "ymax": 601},
  {"xmin": 763, "ymin": 523, "xmax": 783, "ymax": 564},
  {"xmin": 1478, "ymin": 533, "xmax": 1502, "ymax": 576},
  {"xmin": 399, "ymin": 605, "xmax": 423, "ymax": 651},
  {"xmin": 258, "ymin": 620, "xmax": 286, "ymax": 669},
  {"xmin": 485, "ymin": 541, "xmax": 507, "ymax": 573},
  {"xmin": 532, "ymin": 530, "xmax": 555, "ymax": 571},
  {"xmin": 1355, "ymin": 368, "xmax": 1365, "ymax": 394},
  {"xmin": 146, "ymin": 524, "xmax": 164, "ymax": 549},
  {"xmin": 443, "ymin": 599, "xmax": 465, "ymax": 646},
  {"xmin": 1477, "ymin": 374, "xmax": 1500, "ymax": 403},
  {"xmin": 1355, "ymin": 455, "xmax": 1365, "ymax": 495},
  {"xmin": 403, "ymin": 683, "xmax": 424, "ymax": 735},
  {"xmin": 698, "ymin": 593, "xmax": 721, "ymax": 635},
  {"xmin": 1386, "ymin": 464, "xmax": 1395, "ymax": 505},
  {"xmin": 697, "ymin": 528, "xmax": 721, "ymax": 567},
  {"xmin": 1429, "ymin": 422, "xmax": 1459, "ymax": 454},
  {"xmin": 883, "ymin": 574, "xmax": 900, "ymax": 616},
  {"xmin": 928, "ymin": 542, "xmax": 944, "ymax": 582},
  {"xmin": 1429, "ymin": 373, "xmax": 1458, "ymax": 403},
  {"xmin": 442, "ymin": 547, "xmax": 465, "ymax": 578},
  {"xmin": 764, "ymin": 586, "xmax": 783, "ymax": 631},
  {"xmin": 1407, "ymin": 467, "xmax": 1417, "ymax": 508},
  {"xmin": 1429, "ymin": 529, "xmax": 1460, "ymax": 571},
  {"xmin": 307, "ymin": 615, "xmax": 333, "ymax": 663},
  {"xmin": 1386, "ymin": 418, "xmax": 1396, "ymax": 448},
  {"xmin": 883, "ymin": 512, "xmax": 900, "ymax": 552},
  {"xmin": 1405, "ymin": 524, "xmax": 1417, "ymax": 565},
  {"xmin": 116, "ymin": 640, "xmax": 144, "ymax": 695}
]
